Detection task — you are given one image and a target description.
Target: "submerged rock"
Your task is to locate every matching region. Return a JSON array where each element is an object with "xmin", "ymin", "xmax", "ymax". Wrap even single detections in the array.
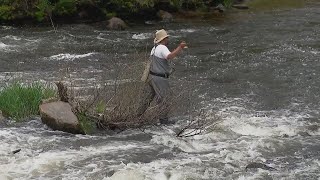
[
  {"xmin": 107, "ymin": 17, "xmax": 127, "ymax": 30},
  {"xmin": 307, "ymin": 124, "xmax": 319, "ymax": 132},
  {"xmin": 40, "ymin": 101, "xmax": 84, "ymax": 134},
  {"xmin": 12, "ymin": 149, "xmax": 21, "ymax": 154},
  {"xmin": 245, "ymin": 162, "xmax": 276, "ymax": 171},
  {"xmin": 282, "ymin": 134, "xmax": 289, "ymax": 138},
  {"xmin": 110, "ymin": 170, "xmax": 145, "ymax": 180},
  {"xmin": 297, "ymin": 131, "xmax": 311, "ymax": 137},
  {"xmin": 157, "ymin": 10, "xmax": 173, "ymax": 22}
]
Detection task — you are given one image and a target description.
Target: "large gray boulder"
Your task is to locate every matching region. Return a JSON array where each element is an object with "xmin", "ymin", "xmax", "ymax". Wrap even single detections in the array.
[
  {"xmin": 107, "ymin": 17, "xmax": 127, "ymax": 30},
  {"xmin": 157, "ymin": 10, "xmax": 173, "ymax": 22},
  {"xmin": 246, "ymin": 162, "xmax": 276, "ymax": 171},
  {"xmin": 40, "ymin": 101, "xmax": 84, "ymax": 134}
]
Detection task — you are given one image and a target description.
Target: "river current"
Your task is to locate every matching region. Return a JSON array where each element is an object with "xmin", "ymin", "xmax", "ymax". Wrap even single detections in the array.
[{"xmin": 0, "ymin": 2, "xmax": 320, "ymax": 180}]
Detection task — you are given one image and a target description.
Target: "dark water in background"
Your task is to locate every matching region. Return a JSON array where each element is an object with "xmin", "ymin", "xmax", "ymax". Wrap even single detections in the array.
[{"xmin": 0, "ymin": 1, "xmax": 320, "ymax": 180}]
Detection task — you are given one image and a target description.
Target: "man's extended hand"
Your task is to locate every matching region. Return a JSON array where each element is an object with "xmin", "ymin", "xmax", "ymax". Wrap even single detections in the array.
[
  {"xmin": 167, "ymin": 41, "xmax": 188, "ymax": 60},
  {"xmin": 179, "ymin": 41, "xmax": 187, "ymax": 49}
]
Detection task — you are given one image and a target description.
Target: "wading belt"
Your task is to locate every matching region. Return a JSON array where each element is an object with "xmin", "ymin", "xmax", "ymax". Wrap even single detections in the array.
[{"xmin": 149, "ymin": 71, "xmax": 170, "ymax": 78}]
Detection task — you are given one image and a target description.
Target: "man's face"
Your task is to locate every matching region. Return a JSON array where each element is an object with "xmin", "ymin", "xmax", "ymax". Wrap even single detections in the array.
[{"xmin": 163, "ymin": 37, "xmax": 169, "ymax": 45}]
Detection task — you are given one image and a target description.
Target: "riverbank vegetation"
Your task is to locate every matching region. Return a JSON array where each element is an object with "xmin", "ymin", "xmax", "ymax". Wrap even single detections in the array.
[
  {"xmin": 0, "ymin": 0, "xmax": 236, "ymax": 24},
  {"xmin": 0, "ymin": 82, "xmax": 56, "ymax": 121},
  {"xmin": 247, "ymin": 0, "xmax": 305, "ymax": 10}
]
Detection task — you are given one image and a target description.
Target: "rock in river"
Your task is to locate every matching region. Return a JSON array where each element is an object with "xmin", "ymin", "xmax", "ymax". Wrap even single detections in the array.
[
  {"xmin": 40, "ymin": 101, "xmax": 84, "ymax": 134},
  {"xmin": 246, "ymin": 162, "xmax": 276, "ymax": 171},
  {"xmin": 110, "ymin": 169, "xmax": 145, "ymax": 180},
  {"xmin": 157, "ymin": 10, "xmax": 173, "ymax": 22},
  {"xmin": 107, "ymin": 17, "xmax": 127, "ymax": 30}
]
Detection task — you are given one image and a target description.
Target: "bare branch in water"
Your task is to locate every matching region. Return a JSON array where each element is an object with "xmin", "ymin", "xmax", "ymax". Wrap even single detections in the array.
[{"xmin": 176, "ymin": 109, "xmax": 222, "ymax": 138}]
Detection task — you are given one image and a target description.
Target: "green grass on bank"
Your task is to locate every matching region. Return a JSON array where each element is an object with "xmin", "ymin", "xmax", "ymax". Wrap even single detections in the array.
[{"xmin": 0, "ymin": 82, "xmax": 56, "ymax": 121}]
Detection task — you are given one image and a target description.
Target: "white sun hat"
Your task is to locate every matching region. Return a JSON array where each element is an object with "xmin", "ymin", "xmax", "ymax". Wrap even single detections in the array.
[{"xmin": 154, "ymin": 29, "xmax": 169, "ymax": 44}]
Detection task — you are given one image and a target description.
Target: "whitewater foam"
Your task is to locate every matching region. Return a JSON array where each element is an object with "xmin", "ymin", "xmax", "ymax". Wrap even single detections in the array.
[
  {"xmin": 3, "ymin": 35, "xmax": 21, "ymax": 41},
  {"xmin": 132, "ymin": 33, "xmax": 152, "ymax": 40},
  {"xmin": 0, "ymin": 42, "xmax": 10, "ymax": 49},
  {"xmin": 48, "ymin": 53, "xmax": 96, "ymax": 61},
  {"xmin": 0, "ymin": 26, "xmax": 15, "ymax": 30},
  {"xmin": 212, "ymin": 98, "xmax": 309, "ymax": 137},
  {"xmin": 180, "ymin": 29, "xmax": 197, "ymax": 33},
  {"xmin": 104, "ymin": 157, "xmax": 208, "ymax": 180},
  {"xmin": 0, "ymin": 129, "xmax": 151, "ymax": 180}
]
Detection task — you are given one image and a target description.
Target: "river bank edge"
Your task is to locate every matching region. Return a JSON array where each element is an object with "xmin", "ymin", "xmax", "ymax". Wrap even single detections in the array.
[{"xmin": 0, "ymin": 0, "xmax": 311, "ymax": 29}]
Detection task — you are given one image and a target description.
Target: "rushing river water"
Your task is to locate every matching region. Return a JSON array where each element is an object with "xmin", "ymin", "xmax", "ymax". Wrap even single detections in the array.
[{"xmin": 1, "ymin": 2, "xmax": 320, "ymax": 180}]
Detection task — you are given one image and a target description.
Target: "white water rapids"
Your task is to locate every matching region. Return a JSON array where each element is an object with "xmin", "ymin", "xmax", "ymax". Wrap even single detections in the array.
[
  {"xmin": 1, "ymin": 2, "xmax": 320, "ymax": 179},
  {"xmin": 1, "ymin": 98, "xmax": 319, "ymax": 179}
]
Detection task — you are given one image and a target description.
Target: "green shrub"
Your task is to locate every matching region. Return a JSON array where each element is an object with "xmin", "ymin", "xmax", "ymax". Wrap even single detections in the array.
[
  {"xmin": 0, "ymin": 0, "xmax": 28, "ymax": 21},
  {"xmin": 0, "ymin": 5, "xmax": 14, "ymax": 20},
  {"xmin": 169, "ymin": 0, "xmax": 184, "ymax": 8},
  {"xmin": 34, "ymin": 0, "xmax": 53, "ymax": 21},
  {"xmin": 54, "ymin": 0, "xmax": 78, "ymax": 16},
  {"xmin": 77, "ymin": 112, "xmax": 95, "ymax": 134},
  {"xmin": 95, "ymin": 100, "xmax": 106, "ymax": 114},
  {"xmin": 0, "ymin": 82, "xmax": 56, "ymax": 121},
  {"xmin": 0, "ymin": 0, "xmax": 236, "ymax": 22},
  {"xmin": 223, "ymin": 0, "xmax": 234, "ymax": 8},
  {"xmin": 106, "ymin": 0, "xmax": 155, "ymax": 13}
]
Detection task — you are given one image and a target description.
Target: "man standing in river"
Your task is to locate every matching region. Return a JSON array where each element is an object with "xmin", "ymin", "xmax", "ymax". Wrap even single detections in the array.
[{"xmin": 137, "ymin": 29, "xmax": 187, "ymax": 124}]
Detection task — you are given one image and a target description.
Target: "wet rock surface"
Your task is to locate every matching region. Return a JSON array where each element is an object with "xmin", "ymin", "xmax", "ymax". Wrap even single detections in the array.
[
  {"xmin": 110, "ymin": 169, "xmax": 145, "ymax": 180},
  {"xmin": 39, "ymin": 101, "xmax": 84, "ymax": 134},
  {"xmin": 107, "ymin": 17, "xmax": 127, "ymax": 30},
  {"xmin": 157, "ymin": 10, "xmax": 173, "ymax": 22},
  {"xmin": 245, "ymin": 162, "xmax": 276, "ymax": 171}
]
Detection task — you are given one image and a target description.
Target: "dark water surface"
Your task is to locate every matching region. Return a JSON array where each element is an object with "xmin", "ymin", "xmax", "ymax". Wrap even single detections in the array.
[{"xmin": 0, "ymin": 2, "xmax": 320, "ymax": 180}]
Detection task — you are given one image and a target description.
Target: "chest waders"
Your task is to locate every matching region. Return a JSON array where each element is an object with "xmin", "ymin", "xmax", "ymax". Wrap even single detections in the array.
[{"xmin": 136, "ymin": 45, "xmax": 171, "ymax": 121}]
